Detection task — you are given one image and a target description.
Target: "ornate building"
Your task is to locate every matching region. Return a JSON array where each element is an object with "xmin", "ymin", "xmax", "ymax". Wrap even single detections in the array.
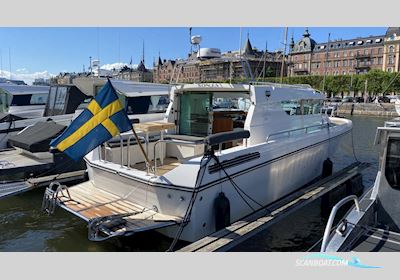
[
  {"xmin": 288, "ymin": 27, "xmax": 400, "ymax": 76},
  {"xmin": 153, "ymin": 37, "xmax": 285, "ymax": 84}
]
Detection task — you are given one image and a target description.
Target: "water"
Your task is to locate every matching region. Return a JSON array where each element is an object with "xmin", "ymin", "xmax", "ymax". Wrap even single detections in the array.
[{"xmin": 0, "ymin": 115, "xmax": 390, "ymax": 251}]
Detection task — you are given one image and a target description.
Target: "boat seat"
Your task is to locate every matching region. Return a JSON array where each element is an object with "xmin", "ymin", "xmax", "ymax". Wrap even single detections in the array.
[{"xmin": 204, "ymin": 130, "xmax": 250, "ymax": 146}]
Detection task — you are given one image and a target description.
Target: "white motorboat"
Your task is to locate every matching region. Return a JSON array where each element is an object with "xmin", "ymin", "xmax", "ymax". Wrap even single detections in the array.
[
  {"xmin": 320, "ymin": 117, "xmax": 400, "ymax": 252},
  {"xmin": 0, "ymin": 83, "xmax": 49, "ymax": 119},
  {"xmin": 44, "ymin": 82, "xmax": 352, "ymax": 243}
]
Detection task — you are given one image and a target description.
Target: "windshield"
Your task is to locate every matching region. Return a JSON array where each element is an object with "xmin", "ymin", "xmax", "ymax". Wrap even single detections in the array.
[
  {"xmin": 125, "ymin": 95, "xmax": 169, "ymax": 115},
  {"xmin": 10, "ymin": 93, "xmax": 48, "ymax": 106}
]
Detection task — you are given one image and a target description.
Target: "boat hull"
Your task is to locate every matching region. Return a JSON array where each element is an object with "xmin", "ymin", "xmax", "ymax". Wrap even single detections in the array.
[{"xmin": 82, "ymin": 119, "xmax": 351, "ymax": 242}]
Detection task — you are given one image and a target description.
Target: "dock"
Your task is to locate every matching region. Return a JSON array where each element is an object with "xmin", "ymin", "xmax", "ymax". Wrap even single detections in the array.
[
  {"xmin": 0, "ymin": 170, "xmax": 86, "ymax": 200},
  {"xmin": 178, "ymin": 162, "xmax": 370, "ymax": 252}
]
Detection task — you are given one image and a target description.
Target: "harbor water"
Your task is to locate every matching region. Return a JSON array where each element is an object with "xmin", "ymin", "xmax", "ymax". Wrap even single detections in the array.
[{"xmin": 0, "ymin": 115, "xmax": 389, "ymax": 251}]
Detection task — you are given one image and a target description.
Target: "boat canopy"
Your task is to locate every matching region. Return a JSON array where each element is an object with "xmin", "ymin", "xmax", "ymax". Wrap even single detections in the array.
[
  {"xmin": 73, "ymin": 77, "xmax": 170, "ymax": 97},
  {"xmin": 0, "ymin": 84, "xmax": 49, "ymax": 95}
]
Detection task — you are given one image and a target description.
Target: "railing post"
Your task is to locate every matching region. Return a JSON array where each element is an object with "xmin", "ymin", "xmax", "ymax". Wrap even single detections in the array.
[
  {"xmin": 120, "ymin": 135, "xmax": 123, "ymax": 168},
  {"xmin": 320, "ymin": 195, "xmax": 360, "ymax": 252}
]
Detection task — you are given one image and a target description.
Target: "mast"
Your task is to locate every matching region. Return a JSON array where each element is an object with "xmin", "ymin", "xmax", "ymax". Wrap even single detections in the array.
[
  {"xmin": 189, "ymin": 27, "xmax": 193, "ymax": 55},
  {"xmin": 142, "ymin": 40, "xmax": 145, "ymax": 64},
  {"xmin": 280, "ymin": 27, "xmax": 288, "ymax": 84},
  {"xmin": 8, "ymin": 48, "xmax": 11, "ymax": 80},
  {"xmin": 322, "ymin": 32, "xmax": 331, "ymax": 94},
  {"xmin": 263, "ymin": 40, "xmax": 268, "ymax": 80}
]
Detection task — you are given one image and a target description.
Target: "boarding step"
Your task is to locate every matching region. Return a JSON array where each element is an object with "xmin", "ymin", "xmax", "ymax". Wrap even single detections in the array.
[{"xmin": 52, "ymin": 181, "xmax": 182, "ymax": 241}]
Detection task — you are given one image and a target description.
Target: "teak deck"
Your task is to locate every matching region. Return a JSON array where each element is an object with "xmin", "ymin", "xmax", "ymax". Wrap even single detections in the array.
[{"xmin": 57, "ymin": 181, "xmax": 181, "ymax": 233}]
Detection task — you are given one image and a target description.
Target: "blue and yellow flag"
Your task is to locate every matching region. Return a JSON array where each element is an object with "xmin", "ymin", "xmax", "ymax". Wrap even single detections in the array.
[{"xmin": 50, "ymin": 80, "xmax": 132, "ymax": 161}]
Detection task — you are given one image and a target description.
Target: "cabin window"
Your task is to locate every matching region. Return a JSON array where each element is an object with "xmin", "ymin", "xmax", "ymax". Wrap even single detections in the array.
[
  {"xmin": 281, "ymin": 99, "xmax": 323, "ymax": 116},
  {"xmin": 385, "ymin": 138, "xmax": 400, "ymax": 189},
  {"xmin": 47, "ymin": 87, "xmax": 57, "ymax": 113},
  {"xmin": 54, "ymin": 87, "xmax": 67, "ymax": 110},
  {"xmin": 125, "ymin": 95, "xmax": 168, "ymax": 115},
  {"xmin": 9, "ymin": 93, "xmax": 47, "ymax": 106},
  {"xmin": 179, "ymin": 92, "xmax": 212, "ymax": 137}
]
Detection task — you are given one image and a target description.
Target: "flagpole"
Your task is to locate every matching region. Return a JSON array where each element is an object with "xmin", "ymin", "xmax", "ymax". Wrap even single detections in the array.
[
  {"xmin": 107, "ymin": 78, "xmax": 153, "ymax": 172},
  {"xmin": 130, "ymin": 126, "xmax": 152, "ymax": 173}
]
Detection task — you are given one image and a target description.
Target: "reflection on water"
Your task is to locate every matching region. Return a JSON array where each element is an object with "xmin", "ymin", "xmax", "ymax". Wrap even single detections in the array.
[{"xmin": 0, "ymin": 115, "xmax": 390, "ymax": 251}]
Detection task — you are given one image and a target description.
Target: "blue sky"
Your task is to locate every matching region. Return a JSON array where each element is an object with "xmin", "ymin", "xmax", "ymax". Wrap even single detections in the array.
[{"xmin": 0, "ymin": 27, "xmax": 388, "ymax": 84}]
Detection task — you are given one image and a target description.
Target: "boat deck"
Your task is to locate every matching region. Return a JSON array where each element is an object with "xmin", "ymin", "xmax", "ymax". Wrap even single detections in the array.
[
  {"xmin": 0, "ymin": 149, "xmax": 53, "ymax": 177},
  {"xmin": 132, "ymin": 157, "xmax": 181, "ymax": 176},
  {"xmin": 56, "ymin": 181, "xmax": 181, "ymax": 238},
  {"xmin": 350, "ymin": 227, "xmax": 400, "ymax": 252}
]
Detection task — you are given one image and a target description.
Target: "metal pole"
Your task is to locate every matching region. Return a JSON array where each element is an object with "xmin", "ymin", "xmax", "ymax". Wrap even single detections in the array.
[
  {"xmin": 131, "ymin": 126, "xmax": 152, "ymax": 173},
  {"xmin": 8, "ymin": 48, "xmax": 11, "ymax": 80},
  {"xmin": 280, "ymin": 27, "xmax": 288, "ymax": 84},
  {"xmin": 322, "ymin": 33, "xmax": 331, "ymax": 94},
  {"xmin": 263, "ymin": 40, "xmax": 267, "ymax": 81}
]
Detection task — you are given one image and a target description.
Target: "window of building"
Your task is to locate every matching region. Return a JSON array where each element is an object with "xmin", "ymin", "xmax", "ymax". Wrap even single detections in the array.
[
  {"xmin": 389, "ymin": 45, "xmax": 395, "ymax": 53},
  {"xmin": 378, "ymin": 48, "xmax": 383, "ymax": 54},
  {"xmin": 378, "ymin": 57, "xmax": 383, "ymax": 64},
  {"xmin": 389, "ymin": 55, "xmax": 394, "ymax": 64},
  {"xmin": 388, "ymin": 67, "xmax": 393, "ymax": 72}
]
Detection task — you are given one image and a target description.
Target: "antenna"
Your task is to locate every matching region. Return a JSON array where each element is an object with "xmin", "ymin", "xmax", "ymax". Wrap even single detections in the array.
[
  {"xmin": 239, "ymin": 27, "xmax": 243, "ymax": 58},
  {"xmin": 0, "ymin": 49, "xmax": 2, "ymax": 78},
  {"xmin": 118, "ymin": 32, "xmax": 121, "ymax": 64},
  {"xmin": 189, "ymin": 27, "xmax": 193, "ymax": 54},
  {"xmin": 322, "ymin": 32, "xmax": 331, "ymax": 94},
  {"xmin": 142, "ymin": 40, "xmax": 145, "ymax": 64},
  {"xmin": 280, "ymin": 27, "xmax": 288, "ymax": 84},
  {"xmin": 8, "ymin": 48, "xmax": 11, "ymax": 80}
]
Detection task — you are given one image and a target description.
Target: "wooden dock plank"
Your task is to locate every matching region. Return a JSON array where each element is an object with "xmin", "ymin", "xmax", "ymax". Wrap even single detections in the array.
[{"xmin": 179, "ymin": 162, "xmax": 369, "ymax": 252}]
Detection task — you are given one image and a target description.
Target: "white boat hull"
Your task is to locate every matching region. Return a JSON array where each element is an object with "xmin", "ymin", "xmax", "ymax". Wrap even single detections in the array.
[{"xmin": 84, "ymin": 118, "xmax": 351, "ymax": 242}]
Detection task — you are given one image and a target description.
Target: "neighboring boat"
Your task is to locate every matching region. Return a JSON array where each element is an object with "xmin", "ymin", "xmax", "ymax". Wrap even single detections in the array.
[
  {"xmin": 0, "ymin": 84, "xmax": 88, "ymax": 149},
  {"xmin": 0, "ymin": 83, "xmax": 49, "ymax": 119},
  {"xmin": 320, "ymin": 117, "xmax": 400, "ymax": 252},
  {"xmin": 44, "ymin": 82, "xmax": 352, "ymax": 243},
  {"xmin": 0, "ymin": 78, "xmax": 170, "ymax": 200}
]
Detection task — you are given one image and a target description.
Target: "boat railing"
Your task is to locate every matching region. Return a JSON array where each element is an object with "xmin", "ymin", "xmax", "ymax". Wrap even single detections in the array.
[
  {"xmin": 266, "ymin": 123, "xmax": 331, "ymax": 142},
  {"xmin": 99, "ymin": 134, "xmax": 148, "ymax": 168},
  {"xmin": 320, "ymin": 195, "xmax": 361, "ymax": 252}
]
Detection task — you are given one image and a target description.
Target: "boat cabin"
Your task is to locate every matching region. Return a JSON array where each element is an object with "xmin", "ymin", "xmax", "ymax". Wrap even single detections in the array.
[
  {"xmin": 0, "ymin": 84, "xmax": 49, "ymax": 119},
  {"xmin": 97, "ymin": 83, "xmax": 327, "ymax": 175},
  {"xmin": 73, "ymin": 78, "xmax": 170, "ymax": 121},
  {"xmin": 43, "ymin": 84, "xmax": 89, "ymax": 117}
]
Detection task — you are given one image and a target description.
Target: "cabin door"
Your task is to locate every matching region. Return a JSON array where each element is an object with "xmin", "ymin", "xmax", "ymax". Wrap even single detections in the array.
[{"xmin": 179, "ymin": 92, "xmax": 212, "ymax": 137}]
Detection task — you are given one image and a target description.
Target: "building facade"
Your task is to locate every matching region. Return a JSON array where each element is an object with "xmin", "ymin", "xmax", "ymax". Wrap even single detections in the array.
[
  {"xmin": 288, "ymin": 27, "xmax": 400, "ymax": 77},
  {"xmin": 153, "ymin": 37, "xmax": 285, "ymax": 84}
]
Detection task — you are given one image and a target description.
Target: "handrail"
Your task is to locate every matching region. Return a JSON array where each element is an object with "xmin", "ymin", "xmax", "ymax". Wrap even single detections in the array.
[
  {"xmin": 320, "ymin": 195, "xmax": 361, "ymax": 252},
  {"xmin": 266, "ymin": 123, "xmax": 330, "ymax": 142},
  {"xmin": 125, "ymin": 134, "xmax": 147, "ymax": 169}
]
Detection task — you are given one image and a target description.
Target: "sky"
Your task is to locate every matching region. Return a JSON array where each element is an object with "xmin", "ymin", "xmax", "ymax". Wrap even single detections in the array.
[{"xmin": 0, "ymin": 27, "xmax": 388, "ymax": 84}]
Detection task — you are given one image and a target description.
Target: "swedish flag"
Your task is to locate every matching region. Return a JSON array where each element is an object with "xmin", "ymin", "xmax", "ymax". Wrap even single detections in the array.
[{"xmin": 50, "ymin": 80, "xmax": 132, "ymax": 161}]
